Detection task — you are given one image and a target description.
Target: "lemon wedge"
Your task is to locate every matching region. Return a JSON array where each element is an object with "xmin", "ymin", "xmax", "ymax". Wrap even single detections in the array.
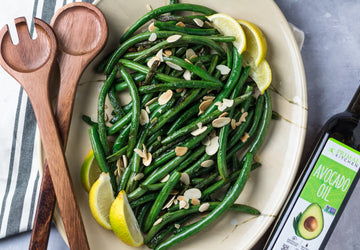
[
  {"xmin": 109, "ymin": 190, "xmax": 144, "ymax": 247},
  {"xmin": 207, "ymin": 13, "xmax": 246, "ymax": 54},
  {"xmin": 238, "ymin": 20, "xmax": 267, "ymax": 66},
  {"xmin": 80, "ymin": 149, "xmax": 102, "ymax": 192},
  {"xmin": 89, "ymin": 173, "xmax": 115, "ymax": 230},
  {"xmin": 248, "ymin": 59, "xmax": 272, "ymax": 94}
]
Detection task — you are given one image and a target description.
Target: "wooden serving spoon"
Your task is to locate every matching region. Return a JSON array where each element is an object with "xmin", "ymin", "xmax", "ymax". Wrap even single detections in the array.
[
  {"xmin": 0, "ymin": 17, "xmax": 89, "ymax": 249},
  {"xmin": 29, "ymin": 3, "xmax": 108, "ymax": 249}
]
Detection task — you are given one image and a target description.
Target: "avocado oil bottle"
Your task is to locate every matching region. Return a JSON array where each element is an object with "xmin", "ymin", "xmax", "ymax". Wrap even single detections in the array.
[{"xmin": 265, "ymin": 85, "xmax": 360, "ymax": 250}]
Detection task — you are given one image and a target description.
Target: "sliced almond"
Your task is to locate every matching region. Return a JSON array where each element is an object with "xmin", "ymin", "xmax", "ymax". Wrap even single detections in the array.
[
  {"xmin": 153, "ymin": 218, "xmax": 162, "ymax": 226},
  {"xmin": 162, "ymin": 196, "xmax": 176, "ymax": 210},
  {"xmin": 165, "ymin": 61, "xmax": 183, "ymax": 71},
  {"xmin": 202, "ymin": 136, "xmax": 211, "ymax": 146},
  {"xmin": 147, "ymin": 56, "xmax": 160, "ymax": 68},
  {"xmin": 145, "ymin": 97, "xmax": 158, "ymax": 106},
  {"xmin": 236, "ymin": 112, "xmax": 248, "ymax": 126},
  {"xmin": 134, "ymin": 173, "xmax": 144, "ymax": 181},
  {"xmin": 219, "ymin": 112, "xmax": 229, "ymax": 118},
  {"xmin": 179, "ymin": 200, "xmax": 188, "ymax": 210},
  {"xmin": 158, "ymin": 90, "xmax": 173, "ymax": 105},
  {"xmin": 184, "ymin": 58, "xmax": 193, "ymax": 64},
  {"xmin": 156, "ymin": 49, "xmax": 164, "ymax": 62},
  {"xmin": 200, "ymin": 159, "xmax": 214, "ymax": 168},
  {"xmin": 216, "ymin": 64, "xmax": 231, "ymax": 75},
  {"xmin": 231, "ymin": 119, "xmax": 236, "ymax": 129},
  {"xmin": 183, "ymin": 70, "xmax": 191, "ymax": 81},
  {"xmin": 206, "ymin": 136, "xmax": 219, "ymax": 156},
  {"xmin": 174, "ymin": 224, "xmax": 181, "ymax": 229},
  {"xmin": 148, "ymin": 22, "xmax": 156, "ymax": 32},
  {"xmin": 198, "ymin": 99, "xmax": 213, "ymax": 115},
  {"xmin": 212, "ymin": 117, "xmax": 231, "ymax": 128},
  {"xmin": 145, "ymin": 105, "xmax": 151, "ymax": 114},
  {"xmin": 175, "ymin": 88, "xmax": 184, "ymax": 93},
  {"xmin": 167, "ymin": 34, "xmax": 182, "ymax": 43},
  {"xmin": 184, "ymin": 188, "xmax": 202, "ymax": 200},
  {"xmin": 175, "ymin": 146, "xmax": 188, "ymax": 156},
  {"xmin": 205, "ymin": 21, "xmax": 213, "ymax": 27},
  {"xmin": 180, "ymin": 173, "xmax": 190, "ymax": 186},
  {"xmin": 189, "ymin": 54, "xmax": 198, "ymax": 60},
  {"xmin": 176, "ymin": 21, "xmax": 186, "ymax": 27},
  {"xmin": 193, "ymin": 18, "xmax": 204, "ymax": 27},
  {"xmin": 199, "ymin": 203, "xmax": 210, "ymax": 212},
  {"xmin": 134, "ymin": 148, "xmax": 145, "ymax": 158},
  {"xmin": 122, "ymin": 155, "xmax": 128, "ymax": 168},
  {"xmin": 157, "ymin": 136, "xmax": 162, "ymax": 141},
  {"xmin": 161, "ymin": 174, "xmax": 170, "ymax": 183},
  {"xmin": 146, "ymin": 4, "xmax": 152, "ymax": 11},
  {"xmin": 222, "ymin": 98, "xmax": 234, "ymax": 107},
  {"xmin": 148, "ymin": 32, "xmax": 157, "ymax": 42},
  {"xmin": 185, "ymin": 48, "xmax": 196, "ymax": 60},
  {"xmin": 143, "ymin": 152, "xmax": 152, "ymax": 166},
  {"xmin": 203, "ymin": 95, "xmax": 215, "ymax": 101},
  {"xmin": 191, "ymin": 126, "xmax": 207, "ymax": 136},
  {"xmin": 164, "ymin": 49, "xmax": 172, "ymax": 57},
  {"xmin": 191, "ymin": 198, "xmax": 201, "ymax": 206},
  {"xmin": 241, "ymin": 132, "xmax": 250, "ymax": 143},
  {"xmin": 214, "ymin": 101, "xmax": 227, "ymax": 112},
  {"xmin": 116, "ymin": 158, "xmax": 124, "ymax": 172},
  {"xmin": 140, "ymin": 109, "xmax": 149, "ymax": 125}
]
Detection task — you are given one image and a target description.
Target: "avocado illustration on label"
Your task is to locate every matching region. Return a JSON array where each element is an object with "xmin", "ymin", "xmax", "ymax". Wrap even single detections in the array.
[{"xmin": 293, "ymin": 203, "xmax": 324, "ymax": 240}]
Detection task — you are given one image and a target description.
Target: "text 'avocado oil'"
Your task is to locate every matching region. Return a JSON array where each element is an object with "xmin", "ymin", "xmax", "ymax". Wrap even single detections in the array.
[{"xmin": 265, "ymin": 86, "xmax": 360, "ymax": 250}]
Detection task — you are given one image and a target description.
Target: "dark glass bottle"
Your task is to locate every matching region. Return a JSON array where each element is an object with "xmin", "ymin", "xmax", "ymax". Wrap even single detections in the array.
[{"xmin": 265, "ymin": 86, "xmax": 360, "ymax": 250}]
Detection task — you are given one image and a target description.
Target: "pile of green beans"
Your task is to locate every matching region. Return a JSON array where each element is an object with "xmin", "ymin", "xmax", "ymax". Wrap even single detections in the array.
[{"xmin": 85, "ymin": 1, "xmax": 272, "ymax": 249}]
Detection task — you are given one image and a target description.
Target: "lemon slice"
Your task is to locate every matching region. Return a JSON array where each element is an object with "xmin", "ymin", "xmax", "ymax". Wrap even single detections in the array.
[
  {"xmin": 80, "ymin": 149, "xmax": 102, "ymax": 192},
  {"xmin": 89, "ymin": 173, "xmax": 115, "ymax": 230},
  {"xmin": 248, "ymin": 59, "xmax": 272, "ymax": 94},
  {"xmin": 207, "ymin": 13, "xmax": 246, "ymax": 54},
  {"xmin": 109, "ymin": 190, "xmax": 144, "ymax": 247},
  {"xmin": 238, "ymin": 20, "xmax": 267, "ymax": 66}
]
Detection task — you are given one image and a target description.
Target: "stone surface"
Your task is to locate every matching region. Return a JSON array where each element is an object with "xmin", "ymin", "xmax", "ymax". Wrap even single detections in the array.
[{"xmin": 1, "ymin": 0, "xmax": 360, "ymax": 249}]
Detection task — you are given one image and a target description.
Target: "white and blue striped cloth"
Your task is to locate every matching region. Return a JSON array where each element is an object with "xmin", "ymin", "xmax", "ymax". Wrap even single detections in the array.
[{"xmin": 0, "ymin": 0, "xmax": 93, "ymax": 239}]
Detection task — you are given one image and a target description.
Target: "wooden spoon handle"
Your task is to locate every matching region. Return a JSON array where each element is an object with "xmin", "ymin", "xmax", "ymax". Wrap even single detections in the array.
[
  {"xmin": 29, "ymin": 163, "xmax": 55, "ymax": 250},
  {"xmin": 29, "ymin": 91, "xmax": 89, "ymax": 250},
  {"xmin": 30, "ymin": 58, "xmax": 84, "ymax": 250}
]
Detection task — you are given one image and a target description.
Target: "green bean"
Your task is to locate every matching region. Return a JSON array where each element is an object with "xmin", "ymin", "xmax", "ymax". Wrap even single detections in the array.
[
  {"xmin": 155, "ymin": 153, "xmax": 252, "ymax": 250},
  {"xmin": 137, "ymin": 202, "xmax": 152, "ymax": 232},
  {"xmin": 106, "ymin": 145, "xmax": 128, "ymax": 163},
  {"xmin": 82, "ymin": 115, "xmax": 98, "ymax": 129},
  {"xmin": 161, "ymin": 91, "xmax": 253, "ymax": 144},
  {"xmin": 98, "ymin": 67, "xmax": 118, "ymax": 155},
  {"xmin": 156, "ymin": 14, "xmax": 209, "ymax": 24},
  {"xmin": 119, "ymin": 4, "xmax": 216, "ymax": 43},
  {"xmin": 112, "ymin": 124, "xmax": 131, "ymax": 154},
  {"xmin": 89, "ymin": 126, "xmax": 109, "ymax": 173},
  {"xmin": 217, "ymin": 63, "xmax": 248, "ymax": 181},
  {"xmin": 107, "ymin": 105, "xmax": 132, "ymax": 135},
  {"xmin": 194, "ymin": 172, "xmax": 218, "ymax": 190},
  {"xmin": 144, "ymin": 59, "xmax": 160, "ymax": 84},
  {"xmin": 154, "ymin": 21, "xmax": 218, "ymax": 36},
  {"xmin": 248, "ymin": 89, "xmax": 272, "ymax": 155},
  {"xmin": 149, "ymin": 89, "xmax": 201, "ymax": 134},
  {"xmin": 143, "ymin": 171, "xmax": 181, "ymax": 232},
  {"xmin": 118, "ymin": 59, "xmax": 183, "ymax": 83},
  {"xmin": 140, "ymin": 183, "xmax": 165, "ymax": 192},
  {"xmin": 129, "ymin": 126, "xmax": 213, "ymax": 201},
  {"xmin": 118, "ymin": 165, "xmax": 132, "ymax": 192},
  {"xmin": 208, "ymin": 54, "xmax": 219, "ymax": 75},
  {"xmin": 183, "ymin": 153, "xmax": 211, "ymax": 176},
  {"xmin": 167, "ymin": 104, "xmax": 199, "ymax": 135},
  {"xmin": 163, "ymin": 56, "xmax": 222, "ymax": 84},
  {"xmin": 174, "ymin": 146, "xmax": 205, "ymax": 173},
  {"xmin": 130, "ymin": 193, "xmax": 158, "ymax": 208},
  {"xmin": 119, "ymin": 66, "xmax": 140, "ymax": 158},
  {"xmin": 138, "ymin": 80, "xmax": 221, "ymax": 94},
  {"xmin": 108, "ymin": 85, "xmax": 125, "ymax": 118}
]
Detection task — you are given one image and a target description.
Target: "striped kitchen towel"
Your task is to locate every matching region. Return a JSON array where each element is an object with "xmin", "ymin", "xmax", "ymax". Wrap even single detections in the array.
[
  {"xmin": 0, "ymin": 0, "xmax": 305, "ymax": 240},
  {"xmin": 0, "ymin": 0, "xmax": 93, "ymax": 238}
]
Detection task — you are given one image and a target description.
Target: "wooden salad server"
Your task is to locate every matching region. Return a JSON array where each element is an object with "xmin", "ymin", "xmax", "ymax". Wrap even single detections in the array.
[
  {"xmin": 0, "ymin": 17, "xmax": 89, "ymax": 249},
  {"xmin": 29, "ymin": 3, "xmax": 108, "ymax": 249}
]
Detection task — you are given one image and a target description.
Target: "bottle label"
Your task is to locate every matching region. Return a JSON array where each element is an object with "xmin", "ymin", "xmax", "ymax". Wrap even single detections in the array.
[{"xmin": 272, "ymin": 138, "xmax": 360, "ymax": 250}]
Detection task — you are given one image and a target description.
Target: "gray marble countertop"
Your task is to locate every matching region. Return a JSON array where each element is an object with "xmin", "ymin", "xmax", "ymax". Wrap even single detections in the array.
[{"xmin": 1, "ymin": 0, "xmax": 360, "ymax": 249}]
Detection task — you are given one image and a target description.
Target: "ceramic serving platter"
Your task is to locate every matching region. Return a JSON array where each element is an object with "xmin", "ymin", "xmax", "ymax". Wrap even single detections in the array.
[{"xmin": 40, "ymin": 0, "xmax": 307, "ymax": 248}]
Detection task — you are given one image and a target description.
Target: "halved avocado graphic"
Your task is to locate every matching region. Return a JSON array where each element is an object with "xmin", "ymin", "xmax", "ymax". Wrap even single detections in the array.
[{"xmin": 293, "ymin": 203, "xmax": 324, "ymax": 240}]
